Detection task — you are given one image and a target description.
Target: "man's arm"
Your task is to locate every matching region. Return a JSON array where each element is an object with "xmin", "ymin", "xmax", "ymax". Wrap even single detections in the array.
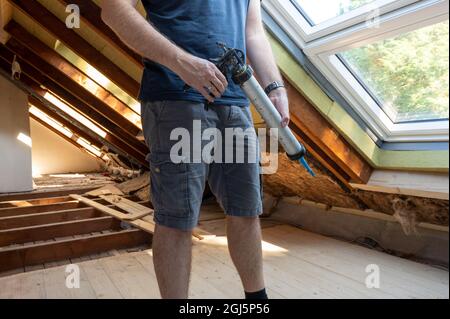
[
  {"xmin": 246, "ymin": 0, "xmax": 290, "ymax": 127},
  {"xmin": 100, "ymin": 0, "xmax": 227, "ymax": 102}
]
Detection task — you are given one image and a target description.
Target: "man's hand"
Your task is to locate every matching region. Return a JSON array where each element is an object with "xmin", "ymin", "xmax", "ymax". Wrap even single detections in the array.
[
  {"xmin": 269, "ymin": 88, "xmax": 290, "ymax": 127},
  {"xmin": 172, "ymin": 52, "xmax": 228, "ymax": 103}
]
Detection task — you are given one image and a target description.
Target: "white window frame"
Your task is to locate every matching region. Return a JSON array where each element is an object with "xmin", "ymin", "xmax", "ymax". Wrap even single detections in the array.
[{"xmin": 263, "ymin": 0, "xmax": 450, "ymax": 142}]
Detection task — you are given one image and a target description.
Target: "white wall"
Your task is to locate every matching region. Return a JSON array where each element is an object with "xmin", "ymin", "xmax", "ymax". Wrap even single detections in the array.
[
  {"xmin": 30, "ymin": 118, "xmax": 102, "ymax": 175},
  {"xmin": 0, "ymin": 74, "xmax": 33, "ymax": 193}
]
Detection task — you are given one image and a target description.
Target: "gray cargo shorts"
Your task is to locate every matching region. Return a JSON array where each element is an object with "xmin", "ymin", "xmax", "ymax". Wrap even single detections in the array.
[{"xmin": 141, "ymin": 100, "xmax": 263, "ymax": 231}]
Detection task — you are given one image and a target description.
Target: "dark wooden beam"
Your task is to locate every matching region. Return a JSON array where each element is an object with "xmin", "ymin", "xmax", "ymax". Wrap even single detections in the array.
[
  {"xmin": 30, "ymin": 104, "xmax": 103, "ymax": 150},
  {"xmin": 30, "ymin": 113, "xmax": 103, "ymax": 161},
  {"xmin": 0, "ymin": 196, "xmax": 73, "ymax": 208},
  {"xmin": 0, "ymin": 187, "xmax": 99, "ymax": 203},
  {"xmin": 0, "ymin": 207, "xmax": 99, "ymax": 230},
  {"xmin": 0, "ymin": 201, "xmax": 83, "ymax": 218},
  {"xmin": 4, "ymin": 21, "xmax": 140, "ymax": 127},
  {"xmin": 0, "ymin": 216, "xmax": 120, "ymax": 247},
  {"xmin": 56, "ymin": 0, "xmax": 143, "ymax": 68},
  {"xmin": 4, "ymin": 22, "xmax": 141, "ymax": 137},
  {"xmin": 7, "ymin": 0, "xmax": 140, "ymax": 98},
  {"xmin": 0, "ymin": 43, "xmax": 149, "ymax": 166},
  {"xmin": 285, "ymin": 80, "xmax": 373, "ymax": 184},
  {"xmin": 28, "ymin": 95, "xmax": 148, "ymax": 167},
  {"xmin": 0, "ymin": 229, "xmax": 151, "ymax": 272}
]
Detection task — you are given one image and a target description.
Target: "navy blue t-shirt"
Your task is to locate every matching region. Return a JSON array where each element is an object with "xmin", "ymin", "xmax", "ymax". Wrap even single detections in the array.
[{"xmin": 139, "ymin": 0, "xmax": 250, "ymax": 106}]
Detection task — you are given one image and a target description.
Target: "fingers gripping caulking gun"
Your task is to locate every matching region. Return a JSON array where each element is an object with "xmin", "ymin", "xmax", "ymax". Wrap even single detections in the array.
[{"xmin": 212, "ymin": 43, "xmax": 315, "ymax": 176}]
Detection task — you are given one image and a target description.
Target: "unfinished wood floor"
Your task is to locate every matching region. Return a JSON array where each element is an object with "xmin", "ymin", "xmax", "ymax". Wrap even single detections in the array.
[{"xmin": 0, "ymin": 220, "xmax": 448, "ymax": 299}]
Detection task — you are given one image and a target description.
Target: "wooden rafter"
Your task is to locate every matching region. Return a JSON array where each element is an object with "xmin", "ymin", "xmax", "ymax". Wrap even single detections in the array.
[
  {"xmin": 0, "ymin": 216, "xmax": 120, "ymax": 246},
  {"xmin": 7, "ymin": 0, "xmax": 140, "ymax": 98},
  {"xmin": 4, "ymin": 21, "xmax": 141, "ymax": 128},
  {"xmin": 29, "ymin": 96, "xmax": 104, "ymax": 150},
  {"xmin": 0, "ymin": 207, "xmax": 98, "ymax": 230},
  {"xmin": 56, "ymin": 0, "xmax": 143, "ymax": 68},
  {"xmin": 0, "ymin": 43, "xmax": 149, "ymax": 165},
  {"xmin": 3, "ymin": 23, "xmax": 141, "ymax": 137},
  {"xmin": 28, "ymin": 96, "xmax": 148, "ymax": 167}
]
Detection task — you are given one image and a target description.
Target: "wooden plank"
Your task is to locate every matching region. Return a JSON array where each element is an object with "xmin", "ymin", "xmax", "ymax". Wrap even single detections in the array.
[
  {"xmin": 262, "ymin": 225, "xmax": 449, "ymax": 298},
  {"xmin": 29, "ymin": 96, "xmax": 103, "ymax": 150},
  {"xmin": 79, "ymin": 259, "xmax": 124, "ymax": 299},
  {"xmin": 0, "ymin": 45, "xmax": 148, "ymax": 167},
  {"xmin": 70, "ymin": 195, "xmax": 208, "ymax": 237},
  {"xmin": 351, "ymin": 169, "xmax": 449, "ymax": 200},
  {"xmin": 99, "ymin": 253, "xmax": 160, "ymax": 299},
  {"xmin": 0, "ymin": 40, "xmax": 147, "ymax": 158},
  {"xmin": 28, "ymin": 92, "xmax": 148, "ymax": 167},
  {"xmin": 42, "ymin": 263, "xmax": 97, "ymax": 299},
  {"xmin": 30, "ymin": 114, "xmax": 103, "ymax": 160},
  {"xmin": 7, "ymin": 0, "xmax": 140, "ymax": 98},
  {"xmin": 1, "ymin": 45, "xmax": 145, "ymax": 168},
  {"xmin": 86, "ymin": 185, "xmax": 124, "ymax": 197},
  {"xmin": 0, "ymin": 201, "xmax": 82, "ymax": 218},
  {"xmin": 56, "ymin": 0, "xmax": 143, "ymax": 68},
  {"xmin": 4, "ymin": 22, "xmax": 141, "ymax": 138},
  {"xmin": 0, "ymin": 196, "xmax": 72, "ymax": 208},
  {"xmin": 0, "ymin": 270, "xmax": 46, "ymax": 299},
  {"xmin": 0, "ymin": 216, "xmax": 120, "ymax": 247},
  {"xmin": 0, "ymin": 229, "xmax": 151, "ymax": 272},
  {"xmin": 70, "ymin": 195, "xmax": 130, "ymax": 220},
  {"xmin": 0, "ymin": 186, "xmax": 99, "ymax": 203},
  {"xmin": 4, "ymin": 21, "xmax": 140, "ymax": 128},
  {"xmin": 0, "ymin": 207, "xmax": 98, "ymax": 230},
  {"xmin": 99, "ymin": 195, "xmax": 153, "ymax": 220}
]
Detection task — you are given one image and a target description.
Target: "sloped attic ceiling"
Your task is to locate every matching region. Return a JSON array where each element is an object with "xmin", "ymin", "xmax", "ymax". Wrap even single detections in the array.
[{"xmin": 0, "ymin": 0, "xmax": 447, "ymax": 227}]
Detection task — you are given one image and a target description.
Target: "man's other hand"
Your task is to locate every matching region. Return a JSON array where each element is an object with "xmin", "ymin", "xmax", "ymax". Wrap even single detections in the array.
[
  {"xmin": 174, "ymin": 53, "xmax": 228, "ymax": 103},
  {"xmin": 269, "ymin": 88, "xmax": 290, "ymax": 127}
]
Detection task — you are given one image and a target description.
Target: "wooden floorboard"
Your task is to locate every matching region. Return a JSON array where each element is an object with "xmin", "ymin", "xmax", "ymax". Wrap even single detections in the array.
[
  {"xmin": 0, "ymin": 223, "xmax": 447, "ymax": 299},
  {"xmin": 0, "ymin": 229, "xmax": 151, "ymax": 272},
  {"xmin": 0, "ymin": 207, "xmax": 99, "ymax": 230}
]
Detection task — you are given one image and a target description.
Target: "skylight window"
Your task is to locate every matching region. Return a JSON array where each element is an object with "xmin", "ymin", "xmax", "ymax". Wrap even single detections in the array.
[
  {"xmin": 292, "ymin": 0, "xmax": 377, "ymax": 25},
  {"xmin": 264, "ymin": 0, "xmax": 449, "ymax": 142},
  {"xmin": 340, "ymin": 20, "xmax": 449, "ymax": 123}
]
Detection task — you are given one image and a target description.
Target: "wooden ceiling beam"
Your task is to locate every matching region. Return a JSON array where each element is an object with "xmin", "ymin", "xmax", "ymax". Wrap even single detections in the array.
[
  {"xmin": 0, "ymin": 48, "xmax": 148, "ymax": 167},
  {"xmin": 0, "ymin": 41, "xmax": 148, "ymax": 156},
  {"xmin": 285, "ymin": 80, "xmax": 373, "ymax": 184},
  {"xmin": 4, "ymin": 21, "xmax": 140, "ymax": 128},
  {"xmin": 30, "ymin": 113, "xmax": 104, "ymax": 161},
  {"xmin": 4, "ymin": 21, "xmax": 141, "ymax": 136},
  {"xmin": 0, "ymin": 228, "xmax": 150, "ymax": 272},
  {"xmin": 0, "ymin": 207, "xmax": 98, "ymax": 230},
  {"xmin": 7, "ymin": 0, "xmax": 140, "ymax": 98},
  {"xmin": 29, "ymin": 96, "xmax": 103, "ymax": 149},
  {"xmin": 56, "ymin": 0, "xmax": 143, "ymax": 68},
  {"xmin": 0, "ymin": 216, "xmax": 120, "ymax": 246},
  {"xmin": 29, "ymin": 96, "xmax": 148, "ymax": 167}
]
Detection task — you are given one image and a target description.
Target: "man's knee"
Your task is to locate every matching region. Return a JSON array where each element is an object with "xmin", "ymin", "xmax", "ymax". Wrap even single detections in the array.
[
  {"xmin": 227, "ymin": 215, "xmax": 260, "ymax": 226},
  {"xmin": 155, "ymin": 224, "xmax": 193, "ymax": 239}
]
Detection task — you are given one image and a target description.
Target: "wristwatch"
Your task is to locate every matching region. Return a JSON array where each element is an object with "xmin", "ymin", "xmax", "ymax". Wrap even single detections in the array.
[{"xmin": 264, "ymin": 81, "xmax": 285, "ymax": 96}]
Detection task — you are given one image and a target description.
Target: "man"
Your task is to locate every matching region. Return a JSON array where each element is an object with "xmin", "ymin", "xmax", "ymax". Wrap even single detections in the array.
[{"xmin": 101, "ymin": 0, "xmax": 290, "ymax": 299}]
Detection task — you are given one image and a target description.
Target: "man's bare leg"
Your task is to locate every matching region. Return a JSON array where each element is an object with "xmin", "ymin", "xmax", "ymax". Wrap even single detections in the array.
[
  {"xmin": 153, "ymin": 224, "xmax": 192, "ymax": 299},
  {"xmin": 226, "ymin": 216, "xmax": 265, "ymax": 294}
]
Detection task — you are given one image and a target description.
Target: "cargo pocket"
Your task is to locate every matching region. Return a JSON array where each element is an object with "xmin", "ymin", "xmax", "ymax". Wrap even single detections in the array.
[{"xmin": 148, "ymin": 152, "xmax": 191, "ymax": 219}]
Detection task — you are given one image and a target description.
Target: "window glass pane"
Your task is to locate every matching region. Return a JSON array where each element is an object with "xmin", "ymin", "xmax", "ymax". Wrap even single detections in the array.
[
  {"xmin": 341, "ymin": 21, "xmax": 449, "ymax": 123},
  {"xmin": 293, "ymin": 0, "xmax": 377, "ymax": 25}
]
